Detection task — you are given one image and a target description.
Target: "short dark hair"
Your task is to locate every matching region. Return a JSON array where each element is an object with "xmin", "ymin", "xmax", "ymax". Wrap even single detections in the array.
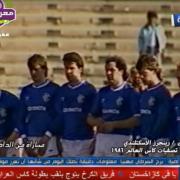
[
  {"xmin": 136, "ymin": 54, "xmax": 149, "ymax": 72},
  {"xmin": 27, "ymin": 54, "xmax": 48, "ymax": 76},
  {"xmin": 62, "ymin": 52, "xmax": 84, "ymax": 69},
  {"xmin": 147, "ymin": 10, "xmax": 158, "ymax": 19},
  {"xmin": 105, "ymin": 56, "xmax": 128, "ymax": 80}
]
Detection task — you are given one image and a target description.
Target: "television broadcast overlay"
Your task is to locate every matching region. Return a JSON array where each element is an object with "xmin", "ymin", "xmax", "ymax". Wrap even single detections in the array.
[
  {"xmin": 0, "ymin": 157, "xmax": 179, "ymax": 179},
  {"xmin": 0, "ymin": 0, "xmax": 15, "ymax": 37},
  {"xmin": 0, "ymin": 0, "xmax": 16, "ymax": 27},
  {"xmin": 171, "ymin": 14, "xmax": 180, "ymax": 27},
  {"xmin": 0, "ymin": 140, "xmax": 179, "ymax": 179},
  {"xmin": 0, "ymin": 0, "xmax": 180, "ymax": 179}
]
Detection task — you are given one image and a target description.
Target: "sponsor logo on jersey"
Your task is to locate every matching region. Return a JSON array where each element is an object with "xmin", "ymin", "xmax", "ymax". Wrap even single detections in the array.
[
  {"xmin": 116, "ymin": 97, "xmax": 123, "ymax": 106},
  {"xmin": 77, "ymin": 94, "xmax": 85, "ymax": 104},
  {"xmin": 63, "ymin": 108, "xmax": 82, "ymax": 113},
  {"xmin": 148, "ymin": 97, "xmax": 155, "ymax": 107},
  {"xmin": 102, "ymin": 109, "xmax": 120, "ymax": 114},
  {"xmin": 0, "ymin": 108, "xmax": 7, "ymax": 117},
  {"xmin": 42, "ymin": 93, "xmax": 50, "ymax": 102}
]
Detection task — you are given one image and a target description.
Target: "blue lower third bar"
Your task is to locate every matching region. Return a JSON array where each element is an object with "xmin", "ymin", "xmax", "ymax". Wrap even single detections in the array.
[{"xmin": 0, "ymin": 157, "xmax": 178, "ymax": 166}]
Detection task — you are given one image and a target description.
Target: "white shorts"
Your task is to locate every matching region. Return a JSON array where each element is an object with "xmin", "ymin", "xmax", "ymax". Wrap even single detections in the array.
[
  {"xmin": 23, "ymin": 136, "xmax": 59, "ymax": 157},
  {"xmin": 94, "ymin": 133, "xmax": 132, "ymax": 156},
  {"xmin": 61, "ymin": 138, "xmax": 94, "ymax": 157}
]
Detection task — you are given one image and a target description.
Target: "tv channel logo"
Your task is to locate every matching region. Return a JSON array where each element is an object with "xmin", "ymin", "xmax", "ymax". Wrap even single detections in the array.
[
  {"xmin": 0, "ymin": 0, "xmax": 16, "ymax": 28},
  {"xmin": 171, "ymin": 14, "xmax": 180, "ymax": 27}
]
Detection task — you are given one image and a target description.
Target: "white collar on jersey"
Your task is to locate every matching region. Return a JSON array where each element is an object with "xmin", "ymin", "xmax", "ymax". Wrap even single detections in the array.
[
  {"xmin": 32, "ymin": 79, "xmax": 50, "ymax": 88},
  {"xmin": 110, "ymin": 81, "xmax": 127, "ymax": 91},
  {"xmin": 68, "ymin": 80, "xmax": 85, "ymax": 89},
  {"xmin": 147, "ymin": 82, "xmax": 163, "ymax": 91}
]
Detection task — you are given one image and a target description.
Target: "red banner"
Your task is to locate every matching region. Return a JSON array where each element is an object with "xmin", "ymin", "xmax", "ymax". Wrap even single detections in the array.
[{"xmin": 0, "ymin": 167, "xmax": 178, "ymax": 179}]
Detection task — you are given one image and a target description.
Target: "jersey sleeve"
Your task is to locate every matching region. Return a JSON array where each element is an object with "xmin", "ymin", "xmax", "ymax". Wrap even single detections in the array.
[
  {"xmin": 90, "ymin": 89, "xmax": 102, "ymax": 118},
  {"xmin": 129, "ymin": 89, "xmax": 141, "ymax": 138},
  {"xmin": 9, "ymin": 93, "xmax": 24, "ymax": 136},
  {"xmin": 171, "ymin": 96, "xmax": 179, "ymax": 142},
  {"xmin": 128, "ymin": 88, "xmax": 141, "ymax": 117},
  {"xmin": 49, "ymin": 86, "xmax": 64, "ymax": 136},
  {"xmin": 19, "ymin": 88, "xmax": 28, "ymax": 137},
  {"xmin": 150, "ymin": 90, "xmax": 171, "ymax": 139},
  {"xmin": 85, "ymin": 85, "xmax": 97, "ymax": 114}
]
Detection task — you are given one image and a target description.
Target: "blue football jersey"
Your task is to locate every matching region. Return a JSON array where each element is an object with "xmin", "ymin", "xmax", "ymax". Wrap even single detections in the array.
[
  {"xmin": 172, "ymin": 92, "xmax": 180, "ymax": 141},
  {"xmin": 140, "ymin": 83, "xmax": 171, "ymax": 140},
  {"xmin": 0, "ymin": 90, "xmax": 23, "ymax": 139},
  {"xmin": 132, "ymin": 91, "xmax": 141, "ymax": 139},
  {"xmin": 91, "ymin": 82, "xmax": 140, "ymax": 135},
  {"xmin": 20, "ymin": 80, "xmax": 59, "ymax": 137},
  {"xmin": 56, "ymin": 81, "xmax": 96, "ymax": 140}
]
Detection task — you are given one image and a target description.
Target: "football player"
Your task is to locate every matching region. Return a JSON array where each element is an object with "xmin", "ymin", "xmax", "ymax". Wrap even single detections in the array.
[{"xmin": 20, "ymin": 54, "xmax": 60, "ymax": 157}]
